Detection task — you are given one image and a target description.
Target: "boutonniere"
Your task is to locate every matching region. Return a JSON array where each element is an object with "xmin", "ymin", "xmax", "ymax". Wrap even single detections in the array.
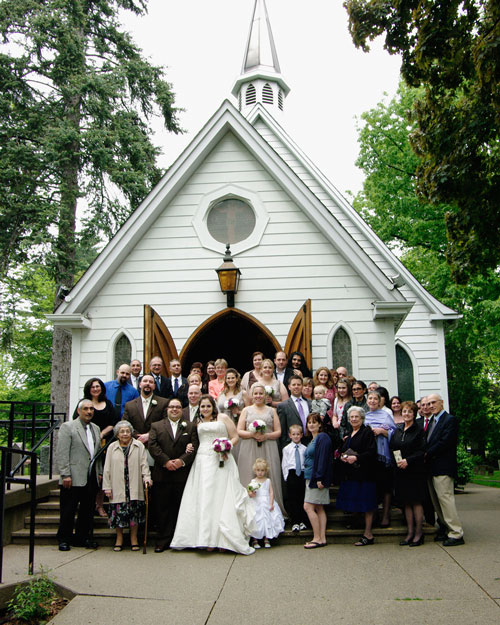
[
  {"xmin": 151, "ymin": 399, "xmax": 157, "ymax": 406},
  {"xmin": 179, "ymin": 421, "xmax": 187, "ymax": 430}
]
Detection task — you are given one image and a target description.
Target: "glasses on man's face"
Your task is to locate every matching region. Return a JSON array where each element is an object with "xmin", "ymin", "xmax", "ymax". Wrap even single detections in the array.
[
  {"xmin": 169, "ymin": 406, "xmax": 181, "ymax": 410},
  {"xmin": 353, "ymin": 387, "xmax": 363, "ymax": 392}
]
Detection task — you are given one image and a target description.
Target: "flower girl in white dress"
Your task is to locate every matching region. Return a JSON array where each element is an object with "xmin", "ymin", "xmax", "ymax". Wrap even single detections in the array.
[{"xmin": 248, "ymin": 458, "xmax": 284, "ymax": 548}]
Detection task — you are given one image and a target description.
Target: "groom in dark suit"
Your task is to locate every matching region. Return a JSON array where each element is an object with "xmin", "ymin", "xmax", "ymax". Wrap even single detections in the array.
[
  {"xmin": 148, "ymin": 397, "xmax": 198, "ymax": 552},
  {"xmin": 277, "ymin": 375, "xmax": 312, "ymax": 450},
  {"xmin": 425, "ymin": 393, "xmax": 464, "ymax": 546}
]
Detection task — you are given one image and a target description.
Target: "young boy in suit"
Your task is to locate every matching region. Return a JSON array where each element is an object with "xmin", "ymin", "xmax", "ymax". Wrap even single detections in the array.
[{"xmin": 281, "ymin": 424, "xmax": 308, "ymax": 532}]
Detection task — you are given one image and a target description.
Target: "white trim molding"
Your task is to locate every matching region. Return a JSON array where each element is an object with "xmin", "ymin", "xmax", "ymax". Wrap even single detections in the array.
[
  {"xmin": 326, "ymin": 321, "xmax": 359, "ymax": 377},
  {"xmin": 107, "ymin": 328, "xmax": 137, "ymax": 381},
  {"xmin": 192, "ymin": 184, "xmax": 269, "ymax": 255}
]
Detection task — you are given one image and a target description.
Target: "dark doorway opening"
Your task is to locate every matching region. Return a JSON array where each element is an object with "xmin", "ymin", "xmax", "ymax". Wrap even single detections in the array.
[{"xmin": 180, "ymin": 308, "xmax": 281, "ymax": 376}]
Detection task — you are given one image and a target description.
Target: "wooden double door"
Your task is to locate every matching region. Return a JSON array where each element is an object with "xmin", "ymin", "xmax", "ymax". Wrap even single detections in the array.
[{"xmin": 143, "ymin": 301, "xmax": 311, "ymax": 375}]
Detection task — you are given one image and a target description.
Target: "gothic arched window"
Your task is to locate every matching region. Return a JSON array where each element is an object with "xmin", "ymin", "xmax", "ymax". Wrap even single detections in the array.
[
  {"xmin": 114, "ymin": 334, "xmax": 131, "ymax": 373},
  {"xmin": 396, "ymin": 344, "xmax": 415, "ymax": 401},
  {"xmin": 262, "ymin": 83, "xmax": 273, "ymax": 104},
  {"xmin": 332, "ymin": 327, "xmax": 352, "ymax": 373}
]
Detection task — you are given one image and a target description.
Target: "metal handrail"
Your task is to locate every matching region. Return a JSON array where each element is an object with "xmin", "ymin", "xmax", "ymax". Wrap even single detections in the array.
[{"xmin": 0, "ymin": 447, "xmax": 38, "ymax": 583}]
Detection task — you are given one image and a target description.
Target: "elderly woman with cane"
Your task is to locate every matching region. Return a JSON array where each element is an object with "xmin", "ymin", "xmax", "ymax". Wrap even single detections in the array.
[{"xmin": 103, "ymin": 420, "xmax": 152, "ymax": 551}]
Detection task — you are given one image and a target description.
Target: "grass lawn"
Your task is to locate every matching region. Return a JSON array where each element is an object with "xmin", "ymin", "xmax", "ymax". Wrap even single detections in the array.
[{"xmin": 471, "ymin": 469, "xmax": 500, "ymax": 488}]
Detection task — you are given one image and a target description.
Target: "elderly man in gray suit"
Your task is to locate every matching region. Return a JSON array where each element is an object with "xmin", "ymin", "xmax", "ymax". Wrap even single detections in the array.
[{"xmin": 56, "ymin": 399, "xmax": 102, "ymax": 551}]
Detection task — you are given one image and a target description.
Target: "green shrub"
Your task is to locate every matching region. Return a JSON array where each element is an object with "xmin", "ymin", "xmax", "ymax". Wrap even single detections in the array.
[
  {"xmin": 456, "ymin": 447, "xmax": 475, "ymax": 486},
  {"xmin": 7, "ymin": 569, "xmax": 57, "ymax": 622}
]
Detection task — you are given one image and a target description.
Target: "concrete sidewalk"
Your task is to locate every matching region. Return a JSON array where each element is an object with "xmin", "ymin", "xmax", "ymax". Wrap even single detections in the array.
[{"xmin": 2, "ymin": 483, "xmax": 500, "ymax": 624}]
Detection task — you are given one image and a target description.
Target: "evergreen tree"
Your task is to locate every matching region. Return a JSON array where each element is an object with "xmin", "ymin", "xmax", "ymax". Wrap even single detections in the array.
[{"xmin": 0, "ymin": 0, "xmax": 181, "ymax": 413}]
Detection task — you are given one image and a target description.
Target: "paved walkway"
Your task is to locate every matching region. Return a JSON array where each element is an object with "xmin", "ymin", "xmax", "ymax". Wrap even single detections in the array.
[{"xmin": 2, "ymin": 484, "xmax": 500, "ymax": 624}]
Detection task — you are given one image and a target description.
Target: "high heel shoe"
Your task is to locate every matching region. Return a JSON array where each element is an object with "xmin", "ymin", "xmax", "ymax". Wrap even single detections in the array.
[
  {"xmin": 409, "ymin": 535, "xmax": 425, "ymax": 547},
  {"xmin": 399, "ymin": 536, "xmax": 414, "ymax": 546}
]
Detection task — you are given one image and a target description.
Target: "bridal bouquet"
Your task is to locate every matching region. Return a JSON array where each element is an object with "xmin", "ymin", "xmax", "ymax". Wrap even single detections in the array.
[
  {"xmin": 248, "ymin": 419, "xmax": 266, "ymax": 446},
  {"xmin": 212, "ymin": 437, "xmax": 232, "ymax": 468}
]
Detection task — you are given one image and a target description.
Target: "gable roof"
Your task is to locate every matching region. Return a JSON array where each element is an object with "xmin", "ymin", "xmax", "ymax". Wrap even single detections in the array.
[
  {"xmin": 51, "ymin": 98, "xmax": 445, "ymax": 326},
  {"xmin": 245, "ymin": 104, "xmax": 460, "ymax": 321}
]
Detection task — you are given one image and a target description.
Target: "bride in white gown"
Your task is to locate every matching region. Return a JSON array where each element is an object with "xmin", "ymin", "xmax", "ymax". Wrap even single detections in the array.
[{"xmin": 171, "ymin": 395, "xmax": 256, "ymax": 555}]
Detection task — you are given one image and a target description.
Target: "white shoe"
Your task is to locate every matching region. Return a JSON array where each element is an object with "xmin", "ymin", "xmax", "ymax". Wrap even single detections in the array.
[
  {"xmin": 292, "ymin": 524, "xmax": 300, "ymax": 532},
  {"xmin": 264, "ymin": 541, "xmax": 271, "ymax": 548},
  {"xmin": 299, "ymin": 523, "xmax": 307, "ymax": 531},
  {"xmin": 252, "ymin": 540, "xmax": 261, "ymax": 549}
]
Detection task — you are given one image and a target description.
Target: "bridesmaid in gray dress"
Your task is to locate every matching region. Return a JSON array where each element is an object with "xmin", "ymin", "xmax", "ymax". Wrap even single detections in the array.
[
  {"xmin": 217, "ymin": 369, "xmax": 249, "ymax": 461},
  {"xmin": 237, "ymin": 383, "xmax": 284, "ymax": 513}
]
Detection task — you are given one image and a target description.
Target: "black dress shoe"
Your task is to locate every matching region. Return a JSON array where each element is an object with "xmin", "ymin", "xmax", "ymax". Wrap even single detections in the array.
[
  {"xmin": 58, "ymin": 542, "xmax": 71, "ymax": 552},
  {"xmin": 154, "ymin": 546, "xmax": 166, "ymax": 553},
  {"xmin": 443, "ymin": 537, "xmax": 464, "ymax": 547},
  {"xmin": 84, "ymin": 539, "xmax": 98, "ymax": 549},
  {"xmin": 399, "ymin": 538, "xmax": 413, "ymax": 546}
]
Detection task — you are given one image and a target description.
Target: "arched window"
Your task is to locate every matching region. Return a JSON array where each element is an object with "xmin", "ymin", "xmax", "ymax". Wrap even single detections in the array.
[
  {"xmin": 332, "ymin": 327, "xmax": 352, "ymax": 373},
  {"xmin": 396, "ymin": 344, "xmax": 415, "ymax": 401},
  {"xmin": 114, "ymin": 334, "xmax": 131, "ymax": 373},
  {"xmin": 245, "ymin": 84, "xmax": 256, "ymax": 106},
  {"xmin": 262, "ymin": 83, "xmax": 273, "ymax": 104},
  {"xmin": 278, "ymin": 89, "xmax": 284, "ymax": 111}
]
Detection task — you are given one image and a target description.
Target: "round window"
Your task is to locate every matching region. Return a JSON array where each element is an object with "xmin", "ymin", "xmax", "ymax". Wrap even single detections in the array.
[{"xmin": 206, "ymin": 198, "xmax": 256, "ymax": 245}]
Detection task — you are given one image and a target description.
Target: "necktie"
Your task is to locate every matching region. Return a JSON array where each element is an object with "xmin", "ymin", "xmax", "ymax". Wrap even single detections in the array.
[
  {"xmin": 155, "ymin": 376, "xmax": 161, "ymax": 392},
  {"xmin": 296, "ymin": 398, "xmax": 306, "ymax": 430},
  {"xmin": 424, "ymin": 417, "xmax": 429, "ymax": 431},
  {"xmin": 295, "ymin": 444, "xmax": 302, "ymax": 476},
  {"xmin": 85, "ymin": 425, "xmax": 94, "ymax": 455},
  {"xmin": 427, "ymin": 416, "xmax": 436, "ymax": 438},
  {"xmin": 114, "ymin": 385, "xmax": 122, "ymax": 419},
  {"xmin": 174, "ymin": 377, "xmax": 179, "ymax": 396}
]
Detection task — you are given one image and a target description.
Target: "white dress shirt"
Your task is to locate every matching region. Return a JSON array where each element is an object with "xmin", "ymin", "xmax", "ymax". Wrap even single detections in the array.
[{"xmin": 281, "ymin": 441, "xmax": 306, "ymax": 481}]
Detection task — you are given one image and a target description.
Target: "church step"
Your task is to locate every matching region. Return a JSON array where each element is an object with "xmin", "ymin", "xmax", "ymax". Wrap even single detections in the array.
[{"xmin": 10, "ymin": 525, "xmax": 436, "ymax": 546}]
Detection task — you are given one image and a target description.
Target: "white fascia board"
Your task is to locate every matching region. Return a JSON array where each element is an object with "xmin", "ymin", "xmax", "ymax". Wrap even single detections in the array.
[
  {"xmin": 45, "ymin": 314, "xmax": 92, "ymax": 329},
  {"xmin": 248, "ymin": 107, "xmax": 460, "ymax": 321}
]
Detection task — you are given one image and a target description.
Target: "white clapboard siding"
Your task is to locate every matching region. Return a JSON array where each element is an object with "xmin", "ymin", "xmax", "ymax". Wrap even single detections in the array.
[
  {"xmin": 252, "ymin": 116, "xmax": 451, "ymax": 399},
  {"xmin": 75, "ymin": 130, "xmax": 391, "ymax": 396}
]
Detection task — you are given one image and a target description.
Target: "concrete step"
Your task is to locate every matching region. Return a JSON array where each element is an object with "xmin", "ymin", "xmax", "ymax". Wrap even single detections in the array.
[{"xmin": 10, "ymin": 523, "xmax": 436, "ymax": 546}]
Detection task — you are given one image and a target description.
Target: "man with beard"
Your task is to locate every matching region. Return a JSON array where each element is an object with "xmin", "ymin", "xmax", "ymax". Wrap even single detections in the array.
[
  {"xmin": 123, "ymin": 374, "xmax": 169, "ymax": 448},
  {"xmin": 105, "ymin": 364, "xmax": 139, "ymax": 419}
]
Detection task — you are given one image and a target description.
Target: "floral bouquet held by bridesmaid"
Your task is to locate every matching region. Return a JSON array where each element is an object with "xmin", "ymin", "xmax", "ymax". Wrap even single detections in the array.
[{"xmin": 248, "ymin": 420, "xmax": 266, "ymax": 446}]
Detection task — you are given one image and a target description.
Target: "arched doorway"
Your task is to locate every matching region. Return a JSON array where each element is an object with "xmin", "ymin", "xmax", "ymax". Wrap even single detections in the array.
[{"xmin": 179, "ymin": 308, "xmax": 282, "ymax": 374}]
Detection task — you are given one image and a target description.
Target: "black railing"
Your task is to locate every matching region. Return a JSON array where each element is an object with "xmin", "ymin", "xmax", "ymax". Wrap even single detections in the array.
[
  {"xmin": 0, "ymin": 401, "xmax": 64, "ymax": 484},
  {"xmin": 0, "ymin": 401, "xmax": 64, "ymax": 581}
]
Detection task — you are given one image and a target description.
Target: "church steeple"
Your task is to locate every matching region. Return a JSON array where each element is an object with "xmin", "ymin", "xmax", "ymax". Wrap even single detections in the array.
[{"xmin": 231, "ymin": 0, "xmax": 290, "ymax": 117}]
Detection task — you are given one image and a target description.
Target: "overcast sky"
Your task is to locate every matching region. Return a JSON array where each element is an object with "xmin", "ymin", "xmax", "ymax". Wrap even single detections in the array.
[{"xmin": 121, "ymin": 0, "xmax": 402, "ymax": 196}]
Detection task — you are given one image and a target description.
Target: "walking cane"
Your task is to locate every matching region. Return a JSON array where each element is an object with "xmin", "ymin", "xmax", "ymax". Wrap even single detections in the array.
[{"xmin": 143, "ymin": 483, "xmax": 149, "ymax": 554}]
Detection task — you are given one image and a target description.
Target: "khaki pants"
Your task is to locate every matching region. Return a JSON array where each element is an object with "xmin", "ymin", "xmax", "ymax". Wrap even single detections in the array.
[{"xmin": 428, "ymin": 475, "xmax": 463, "ymax": 539}]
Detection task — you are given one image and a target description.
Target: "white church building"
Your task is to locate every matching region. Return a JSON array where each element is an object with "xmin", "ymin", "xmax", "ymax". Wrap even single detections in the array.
[{"xmin": 49, "ymin": 0, "xmax": 459, "ymax": 412}]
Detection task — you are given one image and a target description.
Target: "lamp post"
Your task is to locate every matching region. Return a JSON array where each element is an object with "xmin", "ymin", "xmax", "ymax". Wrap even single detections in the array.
[{"xmin": 216, "ymin": 244, "xmax": 241, "ymax": 308}]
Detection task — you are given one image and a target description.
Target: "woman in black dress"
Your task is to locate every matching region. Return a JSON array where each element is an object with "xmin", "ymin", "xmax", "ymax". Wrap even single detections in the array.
[
  {"xmin": 389, "ymin": 401, "xmax": 426, "ymax": 546},
  {"xmin": 336, "ymin": 406, "xmax": 378, "ymax": 546}
]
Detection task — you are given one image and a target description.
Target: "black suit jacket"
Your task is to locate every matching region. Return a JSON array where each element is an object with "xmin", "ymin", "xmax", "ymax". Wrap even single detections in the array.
[
  {"xmin": 425, "ymin": 411, "xmax": 459, "ymax": 478},
  {"xmin": 163, "ymin": 377, "xmax": 189, "ymax": 406},
  {"xmin": 275, "ymin": 367, "xmax": 295, "ymax": 391},
  {"xmin": 277, "ymin": 396, "xmax": 312, "ymax": 449},
  {"xmin": 148, "ymin": 418, "xmax": 198, "ymax": 484}
]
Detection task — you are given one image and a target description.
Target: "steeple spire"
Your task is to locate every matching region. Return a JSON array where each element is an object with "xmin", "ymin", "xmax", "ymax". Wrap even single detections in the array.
[{"xmin": 232, "ymin": 0, "xmax": 290, "ymax": 117}]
